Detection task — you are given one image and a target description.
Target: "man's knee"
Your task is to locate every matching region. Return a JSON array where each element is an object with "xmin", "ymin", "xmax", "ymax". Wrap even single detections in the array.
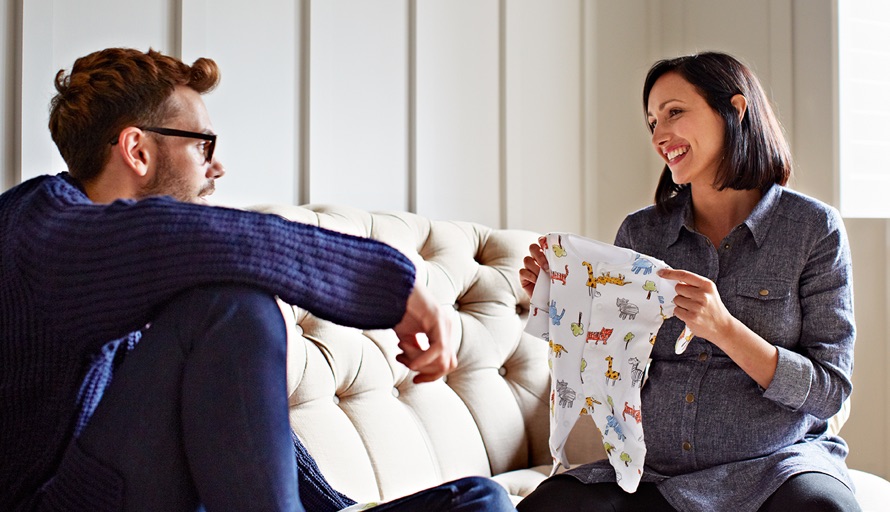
[
  {"xmin": 450, "ymin": 476, "xmax": 505, "ymax": 493},
  {"xmin": 447, "ymin": 476, "xmax": 512, "ymax": 507},
  {"xmin": 163, "ymin": 284, "xmax": 287, "ymax": 352},
  {"xmin": 172, "ymin": 284, "xmax": 281, "ymax": 316}
]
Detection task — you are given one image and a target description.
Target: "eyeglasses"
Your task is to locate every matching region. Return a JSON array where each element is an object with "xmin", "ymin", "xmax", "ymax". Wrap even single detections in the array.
[
  {"xmin": 109, "ymin": 127, "xmax": 217, "ymax": 164},
  {"xmin": 140, "ymin": 127, "xmax": 217, "ymax": 164}
]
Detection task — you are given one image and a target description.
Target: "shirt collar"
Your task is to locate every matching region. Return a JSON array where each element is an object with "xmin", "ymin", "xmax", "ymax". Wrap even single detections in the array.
[
  {"xmin": 742, "ymin": 183, "xmax": 783, "ymax": 248},
  {"xmin": 665, "ymin": 183, "xmax": 783, "ymax": 248},
  {"xmin": 666, "ymin": 187, "xmax": 694, "ymax": 246}
]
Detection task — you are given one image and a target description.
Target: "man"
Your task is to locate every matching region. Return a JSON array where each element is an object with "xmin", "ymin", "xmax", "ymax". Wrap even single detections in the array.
[{"xmin": 0, "ymin": 48, "xmax": 514, "ymax": 511}]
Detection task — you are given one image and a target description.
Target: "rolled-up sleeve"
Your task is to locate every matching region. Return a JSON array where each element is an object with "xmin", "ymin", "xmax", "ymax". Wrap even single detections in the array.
[{"xmin": 762, "ymin": 207, "xmax": 855, "ymax": 418}]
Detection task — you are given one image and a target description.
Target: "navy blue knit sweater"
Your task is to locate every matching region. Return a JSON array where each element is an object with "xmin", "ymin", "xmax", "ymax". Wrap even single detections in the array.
[{"xmin": 0, "ymin": 174, "xmax": 416, "ymax": 511}]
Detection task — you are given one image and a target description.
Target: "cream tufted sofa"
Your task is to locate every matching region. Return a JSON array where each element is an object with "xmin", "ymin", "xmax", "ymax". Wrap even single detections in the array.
[{"xmin": 252, "ymin": 203, "xmax": 890, "ymax": 510}]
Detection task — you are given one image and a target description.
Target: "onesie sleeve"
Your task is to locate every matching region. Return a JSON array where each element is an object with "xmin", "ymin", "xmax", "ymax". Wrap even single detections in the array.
[
  {"xmin": 524, "ymin": 236, "xmax": 553, "ymax": 341},
  {"xmin": 761, "ymin": 208, "xmax": 854, "ymax": 418}
]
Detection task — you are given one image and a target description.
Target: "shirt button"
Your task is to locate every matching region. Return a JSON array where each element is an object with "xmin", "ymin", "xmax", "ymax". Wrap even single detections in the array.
[
  {"xmin": 723, "ymin": 243, "xmax": 730, "ymax": 249},
  {"xmin": 682, "ymin": 441, "xmax": 692, "ymax": 451},
  {"xmin": 759, "ymin": 289, "xmax": 770, "ymax": 296},
  {"xmin": 685, "ymin": 393, "xmax": 695, "ymax": 403},
  {"xmin": 698, "ymin": 352, "xmax": 708, "ymax": 362}
]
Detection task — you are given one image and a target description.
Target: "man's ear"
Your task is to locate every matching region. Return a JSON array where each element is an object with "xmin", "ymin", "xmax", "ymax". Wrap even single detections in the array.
[
  {"xmin": 113, "ymin": 127, "xmax": 152, "ymax": 177},
  {"xmin": 730, "ymin": 94, "xmax": 748, "ymax": 124}
]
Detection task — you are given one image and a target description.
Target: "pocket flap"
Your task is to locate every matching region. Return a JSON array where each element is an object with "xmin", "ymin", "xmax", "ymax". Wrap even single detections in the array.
[{"xmin": 736, "ymin": 278, "xmax": 792, "ymax": 300}]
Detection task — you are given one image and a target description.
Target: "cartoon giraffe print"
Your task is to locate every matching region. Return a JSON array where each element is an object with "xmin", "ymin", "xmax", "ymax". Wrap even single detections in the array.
[
  {"xmin": 549, "ymin": 340, "xmax": 569, "ymax": 358},
  {"xmin": 604, "ymin": 356, "xmax": 620, "ymax": 386},
  {"xmin": 581, "ymin": 265, "xmax": 633, "ymax": 297},
  {"xmin": 581, "ymin": 262, "xmax": 599, "ymax": 297}
]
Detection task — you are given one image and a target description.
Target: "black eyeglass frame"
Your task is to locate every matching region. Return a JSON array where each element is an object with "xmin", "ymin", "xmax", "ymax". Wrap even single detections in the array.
[
  {"xmin": 140, "ymin": 127, "xmax": 217, "ymax": 164},
  {"xmin": 109, "ymin": 127, "xmax": 217, "ymax": 164}
]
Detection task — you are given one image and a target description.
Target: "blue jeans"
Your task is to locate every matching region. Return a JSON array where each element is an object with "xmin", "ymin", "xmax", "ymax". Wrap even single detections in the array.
[
  {"xmin": 40, "ymin": 285, "xmax": 514, "ymax": 512},
  {"xmin": 374, "ymin": 477, "xmax": 515, "ymax": 512}
]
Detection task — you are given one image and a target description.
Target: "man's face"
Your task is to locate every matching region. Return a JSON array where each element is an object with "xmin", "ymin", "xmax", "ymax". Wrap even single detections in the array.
[{"xmin": 137, "ymin": 86, "xmax": 224, "ymax": 203}]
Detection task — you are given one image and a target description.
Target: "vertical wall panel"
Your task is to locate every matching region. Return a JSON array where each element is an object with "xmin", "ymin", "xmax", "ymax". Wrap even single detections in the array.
[
  {"xmin": 504, "ymin": 0, "xmax": 582, "ymax": 235},
  {"xmin": 846, "ymin": 218, "xmax": 890, "ymax": 478},
  {"xmin": 415, "ymin": 0, "xmax": 499, "ymax": 225},
  {"xmin": 309, "ymin": 0, "xmax": 408, "ymax": 212},
  {"xmin": 19, "ymin": 0, "xmax": 56, "ymax": 182},
  {"xmin": 20, "ymin": 0, "xmax": 176, "ymax": 183},
  {"xmin": 768, "ymin": 0, "xmax": 794, "ymax": 143},
  {"xmin": 502, "ymin": 0, "xmax": 523, "ymax": 232},
  {"xmin": 792, "ymin": 0, "xmax": 837, "ymax": 205},
  {"xmin": 590, "ymin": 0, "xmax": 653, "ymax": 243},
  {"xmin": 580, "ymin": 0, "xmax": 597, "ymax": 239},
  {"xmin": 188, "ymin": 0, "xmax": 298, "ymax": 207},
  {"xmin": 2, "ymin": 0, "xmax": 16, "ymax": 190}
]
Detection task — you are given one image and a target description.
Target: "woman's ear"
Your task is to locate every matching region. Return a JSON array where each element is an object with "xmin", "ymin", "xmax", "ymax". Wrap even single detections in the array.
[
  {"xmin": 730, "ymin": 94, "xmax": 748, "ymax": 124},
  {"xmin": 113, "ymin": 127, "xmax": 152, "ymax": 177}
]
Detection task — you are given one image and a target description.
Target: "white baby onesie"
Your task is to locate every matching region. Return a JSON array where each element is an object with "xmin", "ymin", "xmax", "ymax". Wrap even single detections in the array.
[{"xmin": 525, "ymin": 232, "xmax": 691, "ymax": 493}]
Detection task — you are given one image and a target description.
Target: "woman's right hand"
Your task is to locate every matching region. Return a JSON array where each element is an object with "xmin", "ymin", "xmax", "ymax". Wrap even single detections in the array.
[{"xmin": 519, "ymin": 241, "xmax": 549, "ymax": 299}]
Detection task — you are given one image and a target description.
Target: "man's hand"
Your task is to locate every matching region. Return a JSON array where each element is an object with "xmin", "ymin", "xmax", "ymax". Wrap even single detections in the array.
[
  {"xmin": 519, "ymin": 242, "xmax": 549, "ymax": 299},
  {"xmin": 393, "ymin": 283, "xmax": 456, "ymax": 383}
]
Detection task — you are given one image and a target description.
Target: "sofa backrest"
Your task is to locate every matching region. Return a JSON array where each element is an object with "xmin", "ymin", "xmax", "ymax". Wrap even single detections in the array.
[{"xmin": 253, "ymin": 203, "xmax": 600, "ymax": 502}]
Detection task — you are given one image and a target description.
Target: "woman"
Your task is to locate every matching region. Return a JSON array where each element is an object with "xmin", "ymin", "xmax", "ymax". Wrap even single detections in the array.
[{"xmin": 517, "ymin": 52, "xmax": 859, "ymax": 512}]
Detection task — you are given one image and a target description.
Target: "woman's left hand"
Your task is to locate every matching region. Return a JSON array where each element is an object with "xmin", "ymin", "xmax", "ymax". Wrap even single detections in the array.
[
  {"xmin": 656, "ymin": 267, "xmax": 779, "ymax": 388},
  {"xmin": 656, "ymin": 268, "xmax": 735, "ymax": 346}
]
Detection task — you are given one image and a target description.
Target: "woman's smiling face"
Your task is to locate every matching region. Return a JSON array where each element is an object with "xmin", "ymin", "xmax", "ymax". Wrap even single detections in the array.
[{"xmin": 646, "ymin": 72, "xmax": 727, "ymax": 188}]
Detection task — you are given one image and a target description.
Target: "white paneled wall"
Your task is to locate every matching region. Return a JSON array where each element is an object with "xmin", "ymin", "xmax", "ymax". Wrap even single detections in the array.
[
  {"xmin": 310, "ymin": 0, "xmax": 409, "ymax": 212},
  {"xmin": 195, "ymin": 0, "xmax": 298, "ymax": 206},
  {"xmin": 2, "ymin": 0, "xmax": 887, "ymax": 480},
  {"xmin": 504, "ymin": 0, "xmax": 584, "ymax": 235},
  {"xmin": 19, "ymin": 0, "xmax": 176, "ymax": 183},
  {"xmin": 416, "ymin": 0, "xmax": 500, "ymax": 227},
  {"xmin": 588, "ymin": 1, "xmax": 654, "ymax": 243}
]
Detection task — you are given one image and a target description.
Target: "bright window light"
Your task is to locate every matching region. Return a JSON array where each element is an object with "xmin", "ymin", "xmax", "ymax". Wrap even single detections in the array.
[{"xmin": 838, "ymin": 0, "xmax": 890, "ymax": 217}]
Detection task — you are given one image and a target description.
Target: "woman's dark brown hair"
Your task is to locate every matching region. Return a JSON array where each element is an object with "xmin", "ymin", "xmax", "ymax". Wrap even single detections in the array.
[
  {"xmin": 49, "ymin": 48, "xmax": 220, "ymax": 181},
  {"xmin": 643, "ymin": 52, "xmax": 791, "ymax": 213}
]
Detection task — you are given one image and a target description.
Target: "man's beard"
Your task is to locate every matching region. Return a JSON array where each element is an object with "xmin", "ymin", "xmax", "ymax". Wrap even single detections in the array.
[{"xmin": 137, "ymin": 146, "xmax": 214, "ymax": 203}]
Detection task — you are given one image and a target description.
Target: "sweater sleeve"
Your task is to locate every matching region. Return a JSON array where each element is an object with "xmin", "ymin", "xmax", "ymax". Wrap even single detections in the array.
[{"xmin": 14, "ymin": 178, "xmax": 416, "ymax": 346}]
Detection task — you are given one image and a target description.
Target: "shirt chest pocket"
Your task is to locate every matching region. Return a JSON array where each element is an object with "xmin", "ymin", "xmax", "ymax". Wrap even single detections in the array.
[{"xmin": 725, "ymin": 278, "xmax": 799, "ymax": 345}]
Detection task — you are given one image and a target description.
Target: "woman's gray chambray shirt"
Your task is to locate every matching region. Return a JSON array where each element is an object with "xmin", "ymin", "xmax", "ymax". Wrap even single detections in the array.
[{"xmin": 563, "ymin": 183, "xmax": 856, "ymax": 512}]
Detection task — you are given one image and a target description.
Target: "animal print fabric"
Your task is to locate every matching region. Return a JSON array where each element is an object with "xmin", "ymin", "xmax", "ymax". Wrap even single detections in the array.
[{"xmin": 525, "ymin": 233, "xmax": 690, "ymax": 493}]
